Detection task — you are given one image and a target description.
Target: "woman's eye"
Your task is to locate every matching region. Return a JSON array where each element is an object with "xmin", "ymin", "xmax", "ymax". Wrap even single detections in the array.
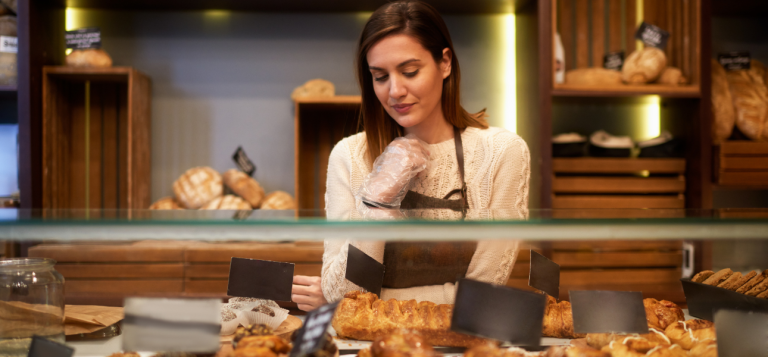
[
  {"xmin": 374, "ymin": 74, "xmax": 389, "ymax": 82},
  {"xmin": 403, "ymin": 70, "xmax": 419, "ymax": 77}
]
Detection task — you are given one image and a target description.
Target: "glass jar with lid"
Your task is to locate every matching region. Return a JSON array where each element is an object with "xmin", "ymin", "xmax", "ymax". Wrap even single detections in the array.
[{"xmin": 0, "ymin": 258, "xmax": 66, "ymax": 357}]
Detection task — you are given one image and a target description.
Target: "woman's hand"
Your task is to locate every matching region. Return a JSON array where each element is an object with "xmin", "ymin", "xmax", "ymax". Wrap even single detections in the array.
[
  {"xmin": 292, "ymin": 275, "xmax": 327, "ymax": 311},
  {"xmin": 357, "ymin": 135, "xmax": 430, "ymax": 207}
]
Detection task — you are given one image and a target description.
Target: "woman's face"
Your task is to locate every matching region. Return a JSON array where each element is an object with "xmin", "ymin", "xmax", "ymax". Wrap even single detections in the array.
[{"xmin": 367, "ymin": 34, "xmax": 451, "ymax": 130}]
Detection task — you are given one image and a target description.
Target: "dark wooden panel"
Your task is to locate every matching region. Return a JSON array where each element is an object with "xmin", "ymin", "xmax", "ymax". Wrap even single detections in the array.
[
  {"xmin": 591, "ymin": 0, "xmax": 605, "ymax": 68},
  {"xmin": 505, "ymin": 277, "xmax": 537, "ymax": 292},
  {"xmin": 559, "ymin": 282, "xmax": 685, "ymax": 303},
  {"xmin": 720, "ymin": 158, "xmax": 768, "ymax": 170},
  {"xmin": 56, "ymin": 263, "xmax": 184, "ymax": 278},
  {"xmin": 561, "ymin": 268, "xmax": 682, "ymax": 285},
  {"xmin": 185, "ymin": 243, "xmax": 323, "ymax": 263},
  {"xmin": 552, "ymin": 240, "xmax": 682, "ymax": 251},
  {"xmin": 625, "ymin": 0, "xmax": 636, "ymax": 54},
  {"xmin": 66, "ymin": 280, "xmax": 184, "ymax": 294},
  {"xmin": 608, "ymin": 0, "xmax": 622, "ymax": 53},
  {"xmin": 553, "ymin": 158, "xmax": 686, "ymax": 173},
  {"xmin": 717, "ymin": 172, "xmax": 768, "ymax": 187},
  {"xmin": 552, "ymin": 195, "xmax": 685, "ymax": 209},
  {"xmin": 185, "ymin": 263, "xmax": 322, "ymax": 278},
  {"xmin": 128, "ymin": 69, "xmax": 152, "ymax": 210},
  {"xmin": 575, "ymin": 0, "xmax": 589, "ymax": 68},
  {"xmin": 557, "ymin": 0, "xmax": 575, "ymax": 71},
  {"xmin": 552, "ymin": 177, "xmax": 686, "ymax": 193},
  {"xmin": 184, "ymin": 279, "xmax": 227, "ymax": 294},
  {"xmin": 719, "ymin": 142, "xmax": 768, "ymax": 155},
  {"xmin": 553, "ymin": 251, "xmax": 682, "ymax": 268},
  {"xmin": 28, "ymin": 244, "xmax": 185, "ymax": 262},
  {"xmin": 509, "ymin": 263, "xmax": 530, "ymax": 279}
]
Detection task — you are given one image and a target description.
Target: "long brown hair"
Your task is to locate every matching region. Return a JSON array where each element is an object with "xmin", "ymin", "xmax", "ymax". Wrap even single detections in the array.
[{"xmin": 356, "ymin": 0, "xmax": 488, "ymax": 165}]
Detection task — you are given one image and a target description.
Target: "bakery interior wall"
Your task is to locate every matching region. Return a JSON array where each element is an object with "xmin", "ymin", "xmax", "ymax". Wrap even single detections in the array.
[
  {"xmin": 66, "ymin": 9, "xmax": 509, "ymax": 202},
  {"xmin": 709, "ymin": 14, "xmax": 768, "ymax": 271}
]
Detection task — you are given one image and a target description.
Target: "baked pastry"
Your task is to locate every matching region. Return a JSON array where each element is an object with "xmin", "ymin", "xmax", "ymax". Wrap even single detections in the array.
[
  {"xmin": 601, "ymin": 337, "xmax": 686, "ymax": 357},
  {"xmin": 107, "ymin": 354, "xmax": 141, "ymax": 357},
  {"xmin": 688, "ymin": 340, "xmax": 718, "ymax": 357},
  {"xmin": 663, "ymin": 320, "xmax": 715, "ymax": 350},
  {"xmin": 745, "ymin": 274, "xmax": 768, "ymax": 296},
  {"xmin": 565, "ymin": 68, "xmax": 622, "ymax": 86},
  {"xmin": 728, "ymin": 270, "xmax": 757, "ymax": 291},
  {"xmin": 643, "ymin": 298, "xmax": 685, "ymax": 331},
  {"xmin": 288, "ymin": 331, "xmax": 338, "ymax": 357},
  {"xmin": 735, "ymin": 270, "xmax": 767, "ymax": 293},
  {"xmin": 332, "ymin": 291, "xmax": 489, "ymax": 348},
  {"xmin": 358, "ymin": 329, "xmax": 440, "ymax": 357},
  {"xmin": 726, "ymin": 60, "xmax": 768, "ymax": 141},
  {"xmin": 261, "ymin": 191, "xmax": 297, "ymax": 210},
  {"xmin": 716, "ymin": 271, "xmax": 742, "ymax": 290},
  {"xmin": 66, "ymin": 49, "xmax": 113, "ymax": 68},
  {"xmin": 173, "ymin": 166, "xmax": 223, "ymax": 209},
  {"xmin": 621, "ymin": 48, "xmax": 667, "ymax": 84},
  {"xmin": 586, "ymin": 328, "xmax": 670, "ymax": 349},
  {"xmin": 201, "ymin": 194, "xmax": 252, "ymax": 210},
  {"xmin": 701, "ymin": 268, "xmax": 732, "ymax": 286},
  {"xmin": 233, "ymin": 347, "xmax": 278, "ymax": 357},
  {"xmin": 712, "ymin": 59, "xmax": 736, "ymax": 143},
  {"xmin": 543, "ymin": 295, "xmax": 584, "ymax": 339},
  {"xmin": 237, "ymin": 335, "xmax": 291, "ymax": 354},
  {"xmin": 233, "ymin": 324, "xmax": 275, "ymax": 346},
  {"xmin": 656, "ymin": 67, "xmax": 687, "ymax": 86},
  {"xmin": 691, "ymin": 270, "xmax": 714, "ymax": 283},
  {"xmin": 291, "ymin": 79, "xmax": 335, "ymax": 100},
  {"xmin": 149, "ymin": 196, "xmax": 182, "ymax": 210},
  {"xmin": 224, "ymin": 169, "xmax": 266, "ymax": 208}
]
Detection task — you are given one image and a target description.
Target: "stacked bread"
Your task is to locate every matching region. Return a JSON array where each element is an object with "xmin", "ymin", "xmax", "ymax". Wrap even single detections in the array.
[
  {"xmin": 565, "ymin": 47, "xmax": 687, "ymax": 87},
  {"xmin": 691, "ymin": 268, "xmax": 768, "ymax": 298},
  {"xmin": 148, "ymin": 167, "xmax": 297, "ymax": 211}
]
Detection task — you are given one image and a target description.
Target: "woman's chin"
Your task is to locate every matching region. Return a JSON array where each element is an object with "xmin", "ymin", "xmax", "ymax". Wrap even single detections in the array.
[{"xmin": 391, "ymin": 114, "xmax": 423, "ymax": 129}]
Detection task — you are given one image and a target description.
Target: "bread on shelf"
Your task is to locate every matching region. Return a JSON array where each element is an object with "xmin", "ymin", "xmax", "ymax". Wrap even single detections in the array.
[
  {"xmin": 148, "ymin": 196, "xmax": 182, "ymax": 210},
  {"xmin": 172, "ymin": 166, "xmax": 223, "ymax": 209},
  {"xmin": 711, "ymin": 59, "xmax": 736, "ymax": 143},
  {"xmin": 66, "ymin": 49, "xmax": 113, "ymax": 68},
  {"xmin": 201, "ymin": 194, "xmax": 252, "ymax": 210},
  {"xmin": 621, "ymin": 48, "xmax": 667, "ymax": 84},
  {"xmin": 565, "ymin": 68, "xmax": 622, "ymax": 86},
  {"xmin": 358, "ymin": 329, "xmax": 440, "ymax": 357},
  {"xmin": 643, "ymin": 298, "xmax": 685, "ymax": 331},
  {"xmin": 543, "ymin": 295, "xmax": 583, "ymax": 339},
  {"xmin": 692, "ymin": 268, "xmax": 768, "ymax": 298},
  {"xmin": 725, "ymin": 59, "xmax": 768, "ymax": 141},
  {"xmin": 261, "ymin": 191, "xmax": 297, "ymax": 210},
  {"xmin": 223, "ymin": 169, "xmax": 266, "ymax": 208},
  {"xmin": 656, "ymin": 67, "xmax": 687, "ymax": 86},
  {"xmin": 663, "ymin": 319, "xmax": 715, "ymax": 350}
]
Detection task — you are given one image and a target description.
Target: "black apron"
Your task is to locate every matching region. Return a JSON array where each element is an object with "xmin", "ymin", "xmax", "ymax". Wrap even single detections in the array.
[{"xmin": 382, "ymin": 127, "xmax": 477, "ymax": 289}]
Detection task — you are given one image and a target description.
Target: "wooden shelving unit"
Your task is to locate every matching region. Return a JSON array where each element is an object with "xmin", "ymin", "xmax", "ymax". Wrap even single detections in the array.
[
  {"xmin": 714, "ymin": 141, "xmax": 768, "ymax": 188},
  {"xmin": 552, "ymin": 83, "xmax": 700, "ymax": 98}
]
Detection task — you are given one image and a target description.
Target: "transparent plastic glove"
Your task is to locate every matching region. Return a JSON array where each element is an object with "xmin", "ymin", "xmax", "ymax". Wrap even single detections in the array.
[{"xmin": 355, "ymin": 135, "xmax": 430, "ymax": 209}]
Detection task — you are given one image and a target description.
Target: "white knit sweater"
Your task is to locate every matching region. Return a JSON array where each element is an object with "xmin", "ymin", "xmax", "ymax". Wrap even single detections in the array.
[{"xmin": 322, "ymin": 126, "xmax": 530, "ymax": 304}]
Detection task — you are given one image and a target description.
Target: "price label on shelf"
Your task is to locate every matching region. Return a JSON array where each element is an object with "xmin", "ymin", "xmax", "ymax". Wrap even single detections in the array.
[
  {"xmin": 570, "ymin": 291, "xmax": 648, "ymax": 334},
  {"xmin": 529, "ymin": 251, "xmax": 560, "ymax": 298},
  {"xmin": 451, "ymin": 278, "xmax": 546, "ymax": 346},
  {"xmin": 635, "ymin": 22, "xmax": 670, "ymax": 49},
  {"xmin": 65, "ymin": 27, "xmax": 102, "ymax": 50},
  {"xmin": 714, "ymin": 309, "xmax": 768, "ymax": 357},
  {"xmin": 289, "ymin": 301, "xmax": 340, "ymax": 357},
  {"xmin": 603, "ymin": 51, "xmax": 624, "ymax": 71},
  {"xmin": 232, "ymin": 146, "xmax": 256, "ymax": 176},
  {"xmin": 122, "ymin": 298, "xmax": 220, "ymax": 353},
  {"xmin": 27, "ymin": 336, "xmax": 74, "ymax": 357},
  {"xmin": 345, "ymin": 245, "xmax": 385, "ymax": 297},
  {"xmin": 228, "ymin": 257, "xmax": 295, "ymax": 301},
  {"xmin": 0, "ymin": 36, "xmax": 17, "ymax": 54},
  {"xmin": 718, "ymin": 52, "xmax": 751, "ymax": 71}
]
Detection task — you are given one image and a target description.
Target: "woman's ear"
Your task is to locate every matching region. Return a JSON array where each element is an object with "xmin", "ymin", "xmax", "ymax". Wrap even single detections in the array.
[{"xmin": 441, "ymin": 48, "xmax": 452, "ymax": 79}]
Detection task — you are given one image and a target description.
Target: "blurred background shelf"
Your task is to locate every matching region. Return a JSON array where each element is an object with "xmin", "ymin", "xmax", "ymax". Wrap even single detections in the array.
[{"xmin": 552, "ymin": 84, "xmax": 701, "ymax": 98}]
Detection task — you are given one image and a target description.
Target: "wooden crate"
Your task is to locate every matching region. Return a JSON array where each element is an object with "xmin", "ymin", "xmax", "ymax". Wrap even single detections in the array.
[
  {"xmin": 42, "ymin": 66, "xmax": 151, "ymax": 210},
  {"xmin": 553, "ymin": 0, "xmax": 701, "ymax": 95},
  {"xmin": 552, "ymin": 158, "xmax": 686, "ymax": 209},
  {"xmin": 715, "ymin": 141, "xmax": 768, "ymax": 187},
  {"xmin": 294, "ymin": 96, "xmax": 361, "ymax": 211}
]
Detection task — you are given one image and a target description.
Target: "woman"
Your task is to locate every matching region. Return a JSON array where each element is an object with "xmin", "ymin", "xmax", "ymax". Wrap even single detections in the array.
[{"xmin": 291, "ymin": 0, "xmax": 530, "ymax": 311}]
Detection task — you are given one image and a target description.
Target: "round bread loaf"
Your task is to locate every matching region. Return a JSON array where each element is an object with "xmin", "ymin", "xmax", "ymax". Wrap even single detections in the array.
[
  {"xmin": 66, "ymin": 49, "xmax": 113, "ymax": 68},
  {"xmin": 260, "ymin": 191, "xmax": 297, "ymax": 210},
  {"xmin": 621, "ymin": 47, "xmax": 667, "ymax": 84},
  {"xmin": 223, "ymin": 169, "xmax": 265, "ymax": 208},
  {"xmin": 149, "ymin": 197, "xmax": 182, "ymax": 210},
  {"xmin": 711, "ymin": 59, "xmax": 736, "ymax": 143},
  {"xmin": 565, "ymin": 67, "xmax": 622, "ymax": 86},
  {"xmin": 726, "ymin": 60, "xmax": 768, "ymax": 141},
  {"xmin": 173, "ymin": 166, "xmax": 223, "ymax": 209},
  {"xmin": 291, "ymin": 79, "xmax": 335, "ymax": 100},
  {"xmin": 656, "ymin": 67, "xmax": 687, "ymax": 86},
  {"xmin": 200, "ymin": 194, "xmax": 251, "ymax": 210}
]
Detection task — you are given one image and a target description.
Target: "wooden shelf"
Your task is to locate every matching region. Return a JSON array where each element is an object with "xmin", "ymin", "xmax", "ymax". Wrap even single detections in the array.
[
  {"xmin": 293, "ymin": 95, "xmax": 361, "ymax": 105},
  {"xmin": 552, "ymin": 84, "xmax": 701, "ymax": 98},
  {"xmin": 714, "ymin": 141, "xmax": 768, "ymax": 188},
  {"xmin": 713, "ymin": 0, "xmax": 768, "ymax": 17},
  {"xmin": 64, "ymin": 0, "xmax": 527, "ymax": 14},
  {"xmin": 43, "ymin": 66, "xmax": 137, "ymax": 82}
]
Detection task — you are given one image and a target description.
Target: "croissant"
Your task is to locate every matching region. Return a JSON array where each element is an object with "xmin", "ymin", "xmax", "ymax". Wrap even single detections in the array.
[
  {"xmin": 543, "ymin": 295, "xmax": 584, "ymax": 339},
  {"xmin": 600, "ymin": 337, "xmax": 686, "ymax": 357},
  {"xmin": 643, "ymin": 298, "xmax": 685, "ymax": 330},
  {"xmin": 688, "ymin": 340, "xmax": 718, "ymax": 357},
  {"xmin": 586, "ymin": 328, "xmax": 670, "ymax": 349},
  {"xmin": 358, "ymin": 329, "xmax": 441, "ymax": 357},
  {"xmin": 663, "ymin": 320, "xmax": 715, "ymax": 350},
  {"xmin": 332, "ymin": 291, "xmax": 490, "ymax": 348}
]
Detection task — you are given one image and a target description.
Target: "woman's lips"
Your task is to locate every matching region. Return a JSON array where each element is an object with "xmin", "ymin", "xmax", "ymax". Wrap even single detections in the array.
[{"xmin": 393, "ymin": 103, "xmax": 414, "ymax": 114}]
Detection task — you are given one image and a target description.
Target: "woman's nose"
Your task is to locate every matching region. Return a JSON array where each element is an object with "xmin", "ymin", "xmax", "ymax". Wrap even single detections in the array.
[{"xmin": 389, "ymin": 76, "xmax": 407, "ymax": 99}]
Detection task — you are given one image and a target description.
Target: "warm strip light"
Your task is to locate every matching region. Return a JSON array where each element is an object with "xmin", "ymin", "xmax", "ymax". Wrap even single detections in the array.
[
  {"xmin": 642, "ymin": 95, "xmax": 661, "ymax": 139},
  {"xmin": 503, "ymin": 13, "xmax": 516, "ymax": 133}
]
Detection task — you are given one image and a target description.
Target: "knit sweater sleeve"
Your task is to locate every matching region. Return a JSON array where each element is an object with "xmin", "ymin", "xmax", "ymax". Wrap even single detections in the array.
[{"xmin": 321, "ymin": 138, "xmax": 385, "ymax": 303}]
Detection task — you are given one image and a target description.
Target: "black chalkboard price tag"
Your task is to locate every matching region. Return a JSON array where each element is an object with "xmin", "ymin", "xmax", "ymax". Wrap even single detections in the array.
[
  {"xmin": 718, "ymin": 52, "xmax": 751, "ymax": 71},
  {"xmin": 227, "ymin": 257, "xmax": 294, "ymax": 301},
  {"xmin": 232, "ymin": 146, "xmax": 256, "ymax": 176},
  {"xmin": 603, "ymin": 51, "xmax": 624, "ymax": 71},
  {"xmin": 65, "ymin": 27, "xmax": 101, "ymax": 50},
  {"xmin": 451, "ymin": 278, "xmax": 546, "ymax": 346},
  {"xmin": 289, "ymin": 302, "xmax": 340, "ymax": 357},
  {"xmin": 570, "ymin": 290, "xmax": 648, "ymax": 334},
  {"xmin": 715, "ymin": 309, "xmax": 768, "ymax": 357},
  {"xmin": 345, "ymin": 245, "xmax": 385, "ymax": 297},
  {"xmin": 528, "ymin": 251, "xmax": 560, "ymax": 298},
  {"xmin": 27, "ymin": 336, "xmax": 74, "ymax": 357},
  {"xmin": 634, "ymin": 22, "xmax": 670, "ymax": 49}
]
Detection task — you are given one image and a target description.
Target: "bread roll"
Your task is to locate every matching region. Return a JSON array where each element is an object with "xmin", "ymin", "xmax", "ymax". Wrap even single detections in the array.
[
  {"xmin": 201, "ymin": 194, "xmax": 252, "ymax": 210},
  {"xmin": 726, "ymin": 60, "xmax": 768, "ymax": 141},
  {"xmin": 149, "ymin": 197, "xmax": 182, "ymax": 210},
  {"xmin": 260, "ymin": 191, "xmax": 297, "ymax": 210},
  {"xmin": 565, "ymin": 68, "xmax": 622, "ymax": 86},
  {"xmin": 621, "ymin": 47, "xmax": 667, "ymax": 84},
  {"xmin": 656, "ymin": 67, "xmax": 687, "ymax": 86},
  {"xmin": 291, "ymin": 79, "xmax": 335, "ymax": 100},
  {"xmin": 172, "ymin": 166, "xmax": 223, "ymax": 209},
  {"xmin": 223, "ymin": 169, "xmax": 265, "ymax": 208},
  {"xmin": 65, "ymin": 49, "xmax": 113, "ymax": 68},
  {"xmin": 712, "ymin": 59, "xmax": 736, "ymax": 143}
]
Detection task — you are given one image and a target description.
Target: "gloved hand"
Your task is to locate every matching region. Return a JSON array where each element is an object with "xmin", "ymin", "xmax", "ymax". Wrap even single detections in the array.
[{"xmin": 355, "ymin": 135, "xmax": 430, "ymax": 209}]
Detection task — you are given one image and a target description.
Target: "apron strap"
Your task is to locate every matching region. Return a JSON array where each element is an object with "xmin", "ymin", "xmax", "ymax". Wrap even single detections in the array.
[{"xmin": 453, "ymin": 126, "xmax": 469, "ymax": 210}]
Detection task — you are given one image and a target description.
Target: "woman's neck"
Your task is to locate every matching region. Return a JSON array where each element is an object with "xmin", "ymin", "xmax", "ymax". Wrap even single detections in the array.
[{"xmin": 403, "ymin": 106, "xmax": 454, "ymax": 144}]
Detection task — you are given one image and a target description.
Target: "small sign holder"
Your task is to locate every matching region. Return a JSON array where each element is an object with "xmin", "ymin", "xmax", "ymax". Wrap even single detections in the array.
[
  {"xmin": 289, "ymin": 302, "xmax": 340, "ymax": 357},
  {"xmin": 227, "ymin": 258, "xmax": 295, "ymax": 301},
  {"xmin": 345, "ymin": 245, "xmax": 385, "ymax": 297},
  {"xmin": 27, "ymin": 336, "xmax": 74, "ymax": 357},
  {"xmin": 570, "ymin": 290, "xmax": 648, "ymax": 334},
  {"xmin": 528, "ymin": 251, "xmax": 560, "ymax": 298}
]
